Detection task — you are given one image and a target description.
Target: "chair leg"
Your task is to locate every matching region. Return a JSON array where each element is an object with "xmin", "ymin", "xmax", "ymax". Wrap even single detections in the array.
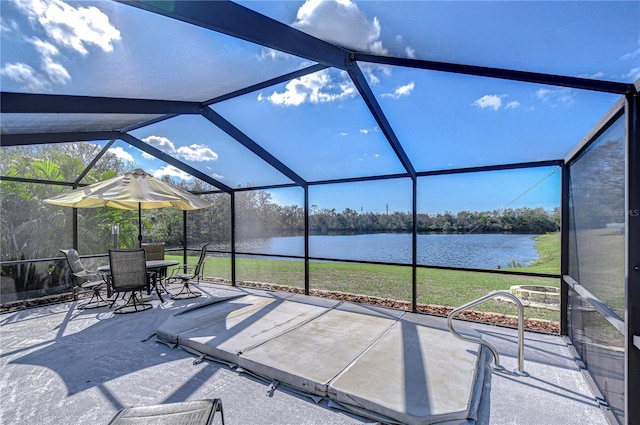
[
  {"xmin": 170, "ymin": 279, "xmax": 201, "ymax": 299},
  {"xmin": 78, "ymin": 285, "xmax": 109, "ymax": 309},
  {"xmin": 112, "ymin": 292, "xmax": 152, "ymax": 314},
  {"xmin": 153, "ymin": 277, "xmax": 164, "ymax": 303},
  {"xmin": 212, "ymin": 398, "xmax": 225, "ymax": 425}
]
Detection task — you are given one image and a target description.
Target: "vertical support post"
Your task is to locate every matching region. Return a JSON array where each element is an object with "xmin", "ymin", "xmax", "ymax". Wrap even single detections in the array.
[
  {"xmin": 230, "ymin": 192, "xmax": 236, "ymax": 286},
  {"xmin": 138, "ymin": 203, "xmax": 143, "ymax": 247},
  {"xmin": 560, "ymin": 163, "xmax": 570, "ymax": 336},
  {"xmin": 183, "ymin": 210, "xmax": 187, "ymax": 267},
  {"xmin": 626, "ymin": 90, "xmax": 640, "ymax": 425},
  {"xmin": 304, "ymin": 186, "xmax": 310, "ymax": 295},
  {"xmin": 412, "ymin": 177, "xmax": 418, "ymax": 313}
]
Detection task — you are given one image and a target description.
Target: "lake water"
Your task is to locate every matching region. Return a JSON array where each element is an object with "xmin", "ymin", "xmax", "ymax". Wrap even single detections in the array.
[{"xmin": 234, "ymin": 233, "xmax": 540, "ymax": 269}]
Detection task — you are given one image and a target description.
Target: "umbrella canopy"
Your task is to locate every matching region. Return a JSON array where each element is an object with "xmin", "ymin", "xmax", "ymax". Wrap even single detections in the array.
[{"xmin": 44, "ymin": 168, "xmax": 214, "ymax": 245}]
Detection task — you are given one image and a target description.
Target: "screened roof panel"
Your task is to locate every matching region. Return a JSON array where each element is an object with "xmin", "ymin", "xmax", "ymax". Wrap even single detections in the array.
[
  {"xmin": 0, "ymin": 0, "xmax": 313, "ymax": 101},
  {"xmin": 0, "ymin": 113, "xmax": 161, "ymax": 135},
  {"xmin": 370, "ymin": 66, "xmax": 622, "ymax": 172},
  {"xmin": 1, "ymin": 0, "xmax": 637, "ymax": 189},
  {"xmin": 128, "ymin": 115, "xmax": 294, "ymax": 188},
  {"xmin": 239, "ymin": 1, "xmax": 640, "ymax": 84},
  {"xmin": 212, "ymin": 68, "xmax": 407, "ymax": 182}
]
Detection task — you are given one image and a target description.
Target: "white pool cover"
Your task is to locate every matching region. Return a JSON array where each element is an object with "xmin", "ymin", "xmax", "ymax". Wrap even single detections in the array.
[{"xmin": 156, "ymin": 291, "xmax": 489, "ymax": 425}]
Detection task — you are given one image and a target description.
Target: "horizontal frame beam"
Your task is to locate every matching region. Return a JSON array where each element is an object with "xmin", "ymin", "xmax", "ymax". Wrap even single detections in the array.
[
  {"xmin": 1, "ymin": 131, "xmax": 121, "ymax": 146},
  {"xmin": 355, "ymin": 54, "xmax": 636, "ymax": 94},
  {"xmin": 1, "ymin": 92, "xmax": 203, "ymax": 114},
  {"xmin": 417, "ymin": 159, "xmax": 564, "ymax": 177}
]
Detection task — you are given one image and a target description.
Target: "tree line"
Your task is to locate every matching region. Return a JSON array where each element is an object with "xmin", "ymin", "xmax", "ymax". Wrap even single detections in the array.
[{"xmin": 234, "ymin": 198, "xmax": 560, "ymax": 238}]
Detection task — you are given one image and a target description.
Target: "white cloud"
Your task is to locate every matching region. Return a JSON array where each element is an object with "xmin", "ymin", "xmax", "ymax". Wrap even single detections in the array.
[
  {"xmin": 260, "ymin": 69, "xmax": 356, "ymax": 106},
  {"xmin": 30, "ymin": 37, "xmax": 58, "ymax": 57},
  {"xmin": 579, "ymin": 71, "xmax": 606, "ymax": 80},
  {"xmin": 108, "ymin": 146, "xmax": 134, "ymax": 162},
  {"xmin": 258, "ymin": 47, "xmax": 292, "ymax": 62},
  {"xmin": 15, "ymin": 0, "xmax": 121, "ymax": 55},
  {"xmin": 0, "ymin": 62, "xmax": 49, "ymax": 91},
  {"xmin": 176, "ymin": 144, "xmax": 219, "ymax": 162},
  {"xmin": 621, "ymin": 37, "xmax": 640, "ymax": 60},
  {"xmin": 293, "ymin": 0, "xmax": 387, "ymax": 55},
  {"xmin": 290, "ymin": 0, "xmax": 400, "ymax": 85},
  {"xmin": 28, "ymin": 37, "xmax": 70, "ymax": 84},
  {"xmin": 142, "ymin": 136, "xmax": 218, "ymax": 163},
  {"xmin": 143, "ymin": 135, "xmax": 176, "ymax": 154},
  {"xmin": 360, "ymin": 129, "xmax": 369, "ymax": 134},
  {"xmin": 623, "ymin": 67, "xmax": 640, "ymax": 82},
  {"xmin": 535, "ymin": 87, "xmax": 575, "ymax": 106},
  {"xmin": 152, "ymin": 165, "xmax": 193, "ymax": 181},
  {"xmin": 505, "ymin": 101, "xmax": 520, "ymax": 110},
  {"xmin": 381, "ymin": 81, "xmax": 415, "ymax": 99},
  {"xmin": 358, "ymin": 152, "xmax": 380, "ymax": 161},
  {"xmin": 42, "ymin": 56, "xmax": 69, "ymax": 83},
  {"xmin": 0, "ymin": 16, "xmax": 20, "ymax": 34},
  {"xmin": 405, "ymin": 46, "xmax": 416, "ymax": 59},
  {"xmin": 535, "ymin": 88, "xmax": 552, "ymax": 101},
  {"xmin": 6, "ymin": 0, "xmax": 120, "ymax": 90},
  {"xmin": 472, "ymin": 94, "xmax": 505, "ymax": 111}
]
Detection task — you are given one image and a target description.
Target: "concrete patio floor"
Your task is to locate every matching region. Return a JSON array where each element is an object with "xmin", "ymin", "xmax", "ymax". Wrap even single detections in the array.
[{"xmin": 0, "ymin": 283, "xmax": 611, "ymax": 425}]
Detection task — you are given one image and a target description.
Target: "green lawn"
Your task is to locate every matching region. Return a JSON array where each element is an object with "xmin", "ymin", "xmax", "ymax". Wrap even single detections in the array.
[
  {"xmin": 166, "ymin": 232, "xmax": 562, "ymax": 323},
  {"xmin": 505, "ymin": 232, "xmax": 560, "ymax": 274}
]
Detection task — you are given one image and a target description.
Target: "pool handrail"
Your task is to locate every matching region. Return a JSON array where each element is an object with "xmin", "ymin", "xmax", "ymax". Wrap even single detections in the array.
[{"xmin": 447, "ymin": 291, "xmax": 528, "ymax": 376}]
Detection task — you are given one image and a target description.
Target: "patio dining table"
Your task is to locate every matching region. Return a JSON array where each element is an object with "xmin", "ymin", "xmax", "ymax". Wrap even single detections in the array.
[{"xmin": 97, "ymin": 260, "xmax": 178, "ymax": 300}]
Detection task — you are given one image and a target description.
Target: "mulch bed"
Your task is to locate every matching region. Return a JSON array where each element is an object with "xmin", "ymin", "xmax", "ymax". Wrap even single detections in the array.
[{"xmin": 229, "ymin": 279, "xmax": 560, "ymax": 334}]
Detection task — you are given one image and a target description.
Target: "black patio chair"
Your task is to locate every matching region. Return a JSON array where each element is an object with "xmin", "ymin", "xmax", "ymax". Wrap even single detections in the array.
[
  {"xmin": 141, "ymin": 242, "xmax": 165, "ymax": 261},
  {"xmin": 60, "ymin": 249, "xmax": 109, "ymax": 309},
  {"xmin": 166, "ymin": 243, "xmax": 211, "ymax": 299},
  {"xmin": 106, "ymin": 249, "xmax": 159, "ymax": 314},
  {"xmin": 109, "ymin": 399, "xmax": 224, "ymax": 425}
]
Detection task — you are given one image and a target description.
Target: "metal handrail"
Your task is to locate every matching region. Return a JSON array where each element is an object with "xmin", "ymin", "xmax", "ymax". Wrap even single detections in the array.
[{"xmin": 447, "ymin": 291, "xmax": 528, "ymax": 376}]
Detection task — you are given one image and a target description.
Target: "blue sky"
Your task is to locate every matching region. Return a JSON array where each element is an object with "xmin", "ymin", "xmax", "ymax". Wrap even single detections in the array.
[{"xmin": 1, "ymin": 0, "xmax": 638, "ymax": 214}]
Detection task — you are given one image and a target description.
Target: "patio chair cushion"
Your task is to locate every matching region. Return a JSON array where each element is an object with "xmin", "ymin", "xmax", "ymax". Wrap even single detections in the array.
[{"xmin": 109, "ymin": 399, "xmax": 224, "ymax": 425}]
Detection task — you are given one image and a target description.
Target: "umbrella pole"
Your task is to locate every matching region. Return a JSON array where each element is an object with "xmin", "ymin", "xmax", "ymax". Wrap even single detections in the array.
[{"xmin": 138, "ymin": 203, "xmax": 143, "ymax": 247}]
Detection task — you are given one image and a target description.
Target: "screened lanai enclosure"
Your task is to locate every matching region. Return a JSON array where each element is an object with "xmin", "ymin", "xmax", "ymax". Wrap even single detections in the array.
[{"xmin": 1, "ymin": 1, "xmax": 639, "ymax": 424}]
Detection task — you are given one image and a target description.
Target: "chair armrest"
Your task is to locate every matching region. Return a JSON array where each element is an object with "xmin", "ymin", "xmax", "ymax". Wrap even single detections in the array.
[
  {"xmin": 169, "ymin": 265, "xmax": 196, "ymax": 276},
  {"xmin": 73, "ymin": 270, "xmax": 106, "ymax": 283}
]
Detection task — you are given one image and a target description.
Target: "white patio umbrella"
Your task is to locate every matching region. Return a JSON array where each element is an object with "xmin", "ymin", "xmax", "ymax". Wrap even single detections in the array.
[{"xmin": 44, "ymin": 168, "xmax": 214, "ymax": 246}]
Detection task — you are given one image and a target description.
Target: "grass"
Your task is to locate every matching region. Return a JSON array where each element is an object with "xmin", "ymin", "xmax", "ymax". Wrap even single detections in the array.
[
  {"xmin": 505, "ymin": 232, "xmax": 560, "ymax": 274},
  {"xmin": 166, "ymin": 232, "xmax": 562, "ymax": 323}
]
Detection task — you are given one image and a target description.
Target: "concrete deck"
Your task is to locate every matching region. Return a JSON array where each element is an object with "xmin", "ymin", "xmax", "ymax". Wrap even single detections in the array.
[{"xmin": 0, "ymin": 283, "xmax": 611, "ymax": 424}]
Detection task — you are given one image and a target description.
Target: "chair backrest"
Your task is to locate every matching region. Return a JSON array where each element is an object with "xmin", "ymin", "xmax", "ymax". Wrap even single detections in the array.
[
  {"xmin": 193, "ymin": 243, "xmax": 211, "ymax": 276},
  {"xmin": 61, "ymin": 249, "xmax": 84, "ymax": 274},
  {"xmin": 109, "ymin": 249, "xmax": 149, "ymax": 291},
  {"xmin": 61, "ymin": 248, "xmax": 88, "ymax": 286},
  {"xmin": 141, "ymin": 242, "xmax": 165, "ymax": 261}
]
